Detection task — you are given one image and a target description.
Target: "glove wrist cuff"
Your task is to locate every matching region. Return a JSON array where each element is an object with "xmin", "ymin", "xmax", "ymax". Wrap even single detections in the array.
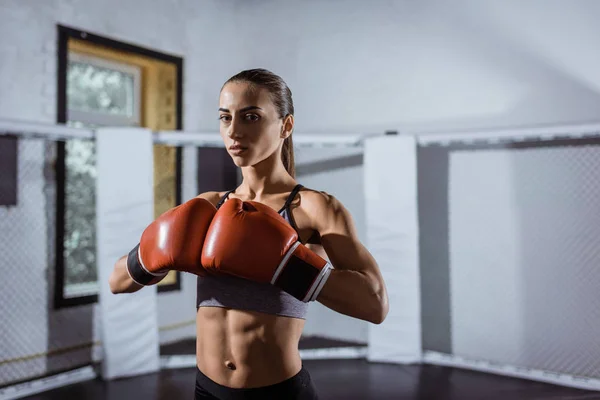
[
  {"xmin": 272, "ymin": 242, "xmax": 333, "ymax": 302},
  {"xmin": 306, "ymin": 264, "xmax": 333, "ymax": 302},
  {"xmin": 126, "ymin": 243, "xmax": 168, "ymax": 286}
]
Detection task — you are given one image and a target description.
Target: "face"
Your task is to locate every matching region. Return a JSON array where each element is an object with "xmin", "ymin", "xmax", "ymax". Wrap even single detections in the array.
[{"xmin": 219, "ymin": 81, "xmax": 292, "ymax": 167}]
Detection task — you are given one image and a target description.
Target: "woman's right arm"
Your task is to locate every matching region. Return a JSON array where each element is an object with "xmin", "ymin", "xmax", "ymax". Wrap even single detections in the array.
[
  {"xmin": 108, "ymin": 191, "xmax": 224, "ymax": 295},
  {"xmin": 109, "ymin": 254, "xmax": 144, "ymax": 294}
]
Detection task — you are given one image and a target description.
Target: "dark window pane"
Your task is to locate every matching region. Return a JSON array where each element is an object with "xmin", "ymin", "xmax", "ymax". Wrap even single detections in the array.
[{"xmin": 63, "ymin": 138, "xmax": 97, "ymax": 298}]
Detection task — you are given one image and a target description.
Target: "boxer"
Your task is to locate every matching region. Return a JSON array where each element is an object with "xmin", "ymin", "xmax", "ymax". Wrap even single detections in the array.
[{"xmin": 109, "ymin": 68, "xmax": 389, "ymax": 400}]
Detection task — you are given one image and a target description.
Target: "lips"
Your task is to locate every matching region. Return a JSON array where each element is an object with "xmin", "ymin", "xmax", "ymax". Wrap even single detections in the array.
[{"xmin": 229, "ymin": 144, "xmax": 248, "ymax": 154}]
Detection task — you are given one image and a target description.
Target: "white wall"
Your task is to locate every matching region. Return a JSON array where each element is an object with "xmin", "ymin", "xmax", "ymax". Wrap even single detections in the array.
[
  {"xmin": 234, "ymin": 0, "xmax": 600, "ymax": 135},
  {"xmin": 0, "ymin": 0, "xmax": 244, "ymax": 129}
]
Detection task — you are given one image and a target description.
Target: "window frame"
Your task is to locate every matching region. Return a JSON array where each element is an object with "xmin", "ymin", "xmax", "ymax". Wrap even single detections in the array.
[{"xmin": 55, "ymin": 25, "xmax": 184, "ymax": 309}]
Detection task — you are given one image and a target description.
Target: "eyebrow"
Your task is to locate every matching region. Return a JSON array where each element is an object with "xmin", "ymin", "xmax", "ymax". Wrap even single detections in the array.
[{"xmin": 218, "ymin": 106, "xmax": 263, "ymax": 113}]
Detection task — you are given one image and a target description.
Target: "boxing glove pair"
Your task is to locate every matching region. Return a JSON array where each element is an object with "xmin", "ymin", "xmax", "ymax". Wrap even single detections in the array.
[{"xmin": 126, "ymin": 196, "xmax": 332, "ymax": 302}]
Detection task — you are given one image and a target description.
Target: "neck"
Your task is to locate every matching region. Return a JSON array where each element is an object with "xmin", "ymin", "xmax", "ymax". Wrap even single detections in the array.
[{"xmin": 238, "ymin": 151, "xmax": 295, "ymax": 197}]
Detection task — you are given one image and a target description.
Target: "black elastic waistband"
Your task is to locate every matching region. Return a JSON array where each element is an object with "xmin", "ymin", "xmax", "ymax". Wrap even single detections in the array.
[{"xmin": 195, "ymin": 366, "xmax": 312, "ymax": 400}]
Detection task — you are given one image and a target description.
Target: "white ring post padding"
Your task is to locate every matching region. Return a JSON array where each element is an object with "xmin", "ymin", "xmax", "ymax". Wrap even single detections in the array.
[
  {"xmin": 364, "ymin": 135, "xmax": 422, "ymax": 364},
  {"xmin": 96, "ymin": 127, "xmax": 160, "ymax": 380}
]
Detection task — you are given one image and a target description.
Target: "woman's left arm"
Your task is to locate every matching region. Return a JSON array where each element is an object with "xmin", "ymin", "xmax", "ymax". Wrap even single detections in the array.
[{"xmin": 305, "ymin": 192, "xmax": 389, "ymax": 324}]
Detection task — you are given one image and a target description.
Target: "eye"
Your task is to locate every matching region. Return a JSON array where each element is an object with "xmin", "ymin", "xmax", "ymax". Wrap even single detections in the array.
[
  {"xmin": 245, "ymin": 113, "xmax": 260, "ymax": 122},
  {"xmin": 219, "ymin": 115, "xmax": 231, "ymax": 122}
]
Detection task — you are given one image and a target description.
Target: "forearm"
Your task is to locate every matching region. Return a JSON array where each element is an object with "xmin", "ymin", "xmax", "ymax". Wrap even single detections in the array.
[
  {"xmin": 315, "ymin": 268, "xmax": 388, "ymax": 324},
  {"xmin": 108, "ymin": 255, "xmax": 144, "ymax": 294}
]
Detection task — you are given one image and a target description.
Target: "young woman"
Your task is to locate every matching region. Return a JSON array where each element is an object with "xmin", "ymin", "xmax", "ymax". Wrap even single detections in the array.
[{"xmin": 109, "ymin": 69, "xmax": 389, "ymax": 399}]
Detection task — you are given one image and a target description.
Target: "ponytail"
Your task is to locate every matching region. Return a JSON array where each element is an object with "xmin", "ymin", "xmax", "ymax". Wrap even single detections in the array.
[{"xmin": 281, "ymin": 135, "xmax": 295, "ymax": 178}]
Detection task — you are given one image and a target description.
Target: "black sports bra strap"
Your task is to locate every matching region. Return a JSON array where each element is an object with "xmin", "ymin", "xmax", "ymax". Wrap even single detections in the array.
[
  {"xmin": 218, "ymin": 185, "xmax": 303, "ymax": 211},
  {"xmin": 216, "ymin": 189, "xmax": 235, "ymax": 209},
  {"xmin": 281, "ymin": 184, "xmax": 304, "ymax": 211}
]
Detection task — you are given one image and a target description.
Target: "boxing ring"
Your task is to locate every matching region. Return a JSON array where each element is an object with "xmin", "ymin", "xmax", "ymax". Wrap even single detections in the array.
[{"xmin": 2, "ymin": 118, "xmax": 600, "ymax": 398}]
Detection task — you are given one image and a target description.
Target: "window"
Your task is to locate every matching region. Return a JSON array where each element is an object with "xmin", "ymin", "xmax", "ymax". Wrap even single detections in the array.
[
  {"xmin": 67, "ymin": 52, "xmax": 141, "ymax": 127},
  {"xmin": 56, "ymin": 25, "xmax": 183, "ymax": 308}
]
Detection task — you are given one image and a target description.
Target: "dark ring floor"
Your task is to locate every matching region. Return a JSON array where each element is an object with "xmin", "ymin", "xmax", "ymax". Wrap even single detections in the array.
[
  {"xmin": 20, "ymin": 360, "xmax": 600, "ymax": 400},
  {"xmin": 19, "ymin": 337, "xmax": 600, "ymax": 399}
]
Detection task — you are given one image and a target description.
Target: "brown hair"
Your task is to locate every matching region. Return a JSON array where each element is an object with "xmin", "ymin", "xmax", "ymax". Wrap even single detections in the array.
[{"xmin": 223, "ymin": 69, "xmax": 295, "ymax": 177}]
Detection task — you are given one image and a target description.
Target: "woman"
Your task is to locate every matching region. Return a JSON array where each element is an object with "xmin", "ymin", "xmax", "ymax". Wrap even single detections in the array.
[{"xmin": 109, "ymin": 69, "xmax": 389, "ymax": 399}]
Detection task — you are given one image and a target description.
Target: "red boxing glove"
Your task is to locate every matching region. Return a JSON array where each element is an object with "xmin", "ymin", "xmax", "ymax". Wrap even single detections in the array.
[
  {"xmin": 201, "ymin": 198, "xmax": 333, "ymax": 302},
  {"xmin": 126, "ymin": 198, "xmax": 217, "ymax": 286}
]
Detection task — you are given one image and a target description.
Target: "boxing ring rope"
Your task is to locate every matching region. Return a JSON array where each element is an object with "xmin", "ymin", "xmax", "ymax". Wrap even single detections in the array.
[
  {"xmin": 3, "ymin": 117, "xmax": 600, "ymax": 398},
  {"xmin": 0, "ymin": 118, "xmax": 95, "ymax": 140},
  {"xmin": 0, "ymin": 118, "xmax": 373, "ymax": 148},
  {"xmin": 415, "ymin": 121, "xmax": 600, "ymax": 145}
]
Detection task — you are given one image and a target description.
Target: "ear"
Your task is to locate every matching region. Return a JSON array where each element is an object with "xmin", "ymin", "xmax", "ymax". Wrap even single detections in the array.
[{"xmin": 280, "ymin": 114, "xmax": 294, "ymax": 139}]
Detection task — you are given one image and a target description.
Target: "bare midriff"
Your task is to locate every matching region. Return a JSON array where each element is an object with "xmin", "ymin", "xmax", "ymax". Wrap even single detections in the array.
[{"xmin": 195, "ymin": 306, "xmax": 305, "ymax": 389}]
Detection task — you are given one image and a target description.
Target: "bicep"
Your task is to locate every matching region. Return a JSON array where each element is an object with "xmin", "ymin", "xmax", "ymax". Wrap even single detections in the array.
[
  {"xmin": 320, "ymin": 228, "xmax": 376, "ymax": 275},
  {"xmin": 317, "ymin": 205, "xmax": 387, "ymax": 305}
]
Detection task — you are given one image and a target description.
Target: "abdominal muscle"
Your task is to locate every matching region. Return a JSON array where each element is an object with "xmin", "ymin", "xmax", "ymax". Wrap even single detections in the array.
[{"xmin": 196, "ymin": 306, "xmax": 305, "ymax": 389}]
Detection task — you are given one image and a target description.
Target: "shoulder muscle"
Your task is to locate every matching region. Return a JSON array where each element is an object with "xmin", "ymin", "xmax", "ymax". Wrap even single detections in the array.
[{"xmin": 300, "ymin": 189, "xmax": 356, "ymax": 237}]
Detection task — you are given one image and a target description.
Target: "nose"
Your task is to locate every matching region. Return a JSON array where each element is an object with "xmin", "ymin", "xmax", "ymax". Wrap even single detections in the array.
[{"xmin": 227, "ymin": 117, "xmax": 243, "ymax": 139}]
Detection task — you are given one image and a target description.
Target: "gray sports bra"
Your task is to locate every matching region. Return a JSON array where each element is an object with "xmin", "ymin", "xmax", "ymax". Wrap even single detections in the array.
[{"xmin": 196, "ymin": 184, "xmax": 309, "ymax": 319}]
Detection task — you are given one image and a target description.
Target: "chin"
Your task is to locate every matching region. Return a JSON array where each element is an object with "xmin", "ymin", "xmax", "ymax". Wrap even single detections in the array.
[
  {"xmin": 230, "ymin": 154, "xmax": 253, "ymax": 167},
  {"xmin": 228, "ymin": 150, "xmax": 268, "ymax": 168}
]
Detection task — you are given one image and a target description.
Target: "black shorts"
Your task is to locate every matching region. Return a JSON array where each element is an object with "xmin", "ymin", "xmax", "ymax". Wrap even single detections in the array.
[{"xmin": 194, "ymin": 365, "xmax": 319, "ymax": 400}]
